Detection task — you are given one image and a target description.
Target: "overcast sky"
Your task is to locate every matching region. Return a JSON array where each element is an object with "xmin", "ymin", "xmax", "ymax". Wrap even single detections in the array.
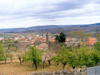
[{"xmin": 0, "ymin": 0, "xmax": 99, "ymax": 28}]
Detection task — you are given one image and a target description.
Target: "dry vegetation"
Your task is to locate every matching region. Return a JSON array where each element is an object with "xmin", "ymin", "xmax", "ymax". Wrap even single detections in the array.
[{"xmin": 0, "ymin": 63, "xmax": 72, "ymax": 75}]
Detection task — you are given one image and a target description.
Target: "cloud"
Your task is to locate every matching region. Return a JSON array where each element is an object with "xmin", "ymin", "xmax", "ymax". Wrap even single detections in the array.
[{"xmin": 0, "ymin": 0, "xmax": 99, "ymax": 28}]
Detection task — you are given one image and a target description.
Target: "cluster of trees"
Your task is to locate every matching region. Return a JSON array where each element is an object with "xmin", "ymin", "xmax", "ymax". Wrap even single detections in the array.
[
  {"xmin": 0, "ymin": 36, "xmax": 100, "ymax": 70},
  {"xmin": 52, "ymin": 46, "xmax": 100, "ymax": 69},
  {"xmin": 0, "ymin": 40, "xmax": 15, "ymax": 63},
  {"xmin": 22, "ymin": 43, "xmax": 100, "ymax": 70}
]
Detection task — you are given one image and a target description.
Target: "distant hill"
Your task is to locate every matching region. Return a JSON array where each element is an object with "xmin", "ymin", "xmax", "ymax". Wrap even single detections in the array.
[{"xmin": 0, "ymin": 23, "xmax": 100, "ymax": 33}]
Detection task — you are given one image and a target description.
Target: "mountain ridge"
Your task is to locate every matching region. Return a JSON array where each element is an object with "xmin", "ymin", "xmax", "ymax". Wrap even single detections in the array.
[{"xmin": 0, "ymin": 23, "xmax": 100, "ymax": 33}]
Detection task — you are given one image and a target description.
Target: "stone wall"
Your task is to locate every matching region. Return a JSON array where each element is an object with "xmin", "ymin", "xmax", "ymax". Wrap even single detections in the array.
[
  {"xmin": 0, "ymin": 68, "xmax": 87, "ymax": 75},
  {"xmin": 31, "ymin": 70, "xmax": 87, "ymax": 75},
  {"xmin": 31, "ymin": 71, "xmax": 74, "ymax": 75}
]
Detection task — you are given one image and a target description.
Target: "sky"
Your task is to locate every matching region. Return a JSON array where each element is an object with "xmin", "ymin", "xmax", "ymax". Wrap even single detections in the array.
[{"xmin": 0, "ymin": 0, "xmax": 99, "ymax": 28}]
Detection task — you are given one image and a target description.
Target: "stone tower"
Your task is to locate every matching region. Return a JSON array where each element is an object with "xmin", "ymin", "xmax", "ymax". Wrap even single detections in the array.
[{"xmin": 46, "ymin": 32, "xmax": 49, "ymax": 44}]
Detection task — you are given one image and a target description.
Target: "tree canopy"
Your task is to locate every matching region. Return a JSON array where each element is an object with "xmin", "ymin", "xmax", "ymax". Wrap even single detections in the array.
[
  {"xmin": 94, "ymin": 42, "xmax": 100, "ymax": 51},
  {"xmin": 52, "ymin": 46, "xmax": 100, "ymax": 69},
  {"xmin": 23, "ymin": 46, "xmax": 42, "ymax": 70},
  {"xmin": 55, "ymin": 32, "xmax": 66, "ymax": 43}
]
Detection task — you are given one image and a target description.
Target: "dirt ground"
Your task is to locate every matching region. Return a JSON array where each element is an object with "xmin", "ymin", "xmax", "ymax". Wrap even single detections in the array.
[
  {"xmin": 0, "ymin": 63, "xmax": 34, "ymax": 75},
  {"xmin": 0, "ymin": 62, "xmax": 72, "ymax": 75}
]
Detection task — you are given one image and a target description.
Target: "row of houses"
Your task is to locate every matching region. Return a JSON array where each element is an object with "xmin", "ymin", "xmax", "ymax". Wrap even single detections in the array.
[{"xmin": 0, "ymin": 33, "xmax": 97, "ymax": 50}]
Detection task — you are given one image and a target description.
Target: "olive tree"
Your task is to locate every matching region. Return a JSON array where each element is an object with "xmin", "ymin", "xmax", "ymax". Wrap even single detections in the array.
[
  {"xmin": 23, "ymin": 46, "xmax": 42, "ymax": 70},
  {"xmin": 70, "ymin": 46, "xmax": 100, "ymax": 67},
  {"xmin": 52, "ymin": 46, "xmax": 71, "ymax": 69},
  {"xmin": 53, "ymin": 46, "xmax": 100, "ymax": 69}
]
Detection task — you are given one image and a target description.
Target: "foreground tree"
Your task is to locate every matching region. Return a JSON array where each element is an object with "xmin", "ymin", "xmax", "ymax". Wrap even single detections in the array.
[
  {"xmin": 23, "ymin": 46, "xmax": 42, "ymax": 70},
  {"xmin": 52, "ymin": 46, "xmax": 71, "ymax": 69}
]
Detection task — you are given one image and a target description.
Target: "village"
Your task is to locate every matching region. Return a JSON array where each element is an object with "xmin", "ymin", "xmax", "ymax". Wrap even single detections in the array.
[
  {"xmin": 0, "ymin": 32, "xmax": 97, "ymax": 51},
  {"xmin": 0, "ymin": 32, "xmax": 99, "ymax": 75}
]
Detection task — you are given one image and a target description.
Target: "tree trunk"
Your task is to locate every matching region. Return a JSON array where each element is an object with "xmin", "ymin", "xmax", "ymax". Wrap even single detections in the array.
[
  {"xmin": 48, "ymin": 60, "xmax": 51, "ymax": 66},
  {"xmin": 18, "ymin": 57, "xmax": 22, "ymax": 64},
  {"xmin": 43, "ymin": 61, "xmax": 45, "ymax": 69},
  {"xmin": 72, "ymin": 66, "xmax": 75, "ymax": 69},
  {"xmin": 32, "ymin": 61, "xmax": 38, "ymax": 70},
  {"xmin": 4, "ymin": 58, "xmax": 7, "ymax": 64},
  {"xmin": 4, "ymin": 55, "xmax": 7, "ymax": 64},
  {"xmin": 63, "ymin": 63, "xmax": 66, "ymax": 70}
]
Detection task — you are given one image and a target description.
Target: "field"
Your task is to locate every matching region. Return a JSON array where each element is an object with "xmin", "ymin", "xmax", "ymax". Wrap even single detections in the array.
[
  {"xmin": 0, "ymin": 62, "xmax": 72, "ymax": 75},
  {"xmin": 0, "ymin": 63, "xmax": 33, "ymax": 75}
]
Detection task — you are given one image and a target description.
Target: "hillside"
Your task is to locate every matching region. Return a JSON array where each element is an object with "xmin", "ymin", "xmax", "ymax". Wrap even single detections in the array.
[{"xmin": 0, "ymin": 23, "xmax": 100, "ymax": 33}]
